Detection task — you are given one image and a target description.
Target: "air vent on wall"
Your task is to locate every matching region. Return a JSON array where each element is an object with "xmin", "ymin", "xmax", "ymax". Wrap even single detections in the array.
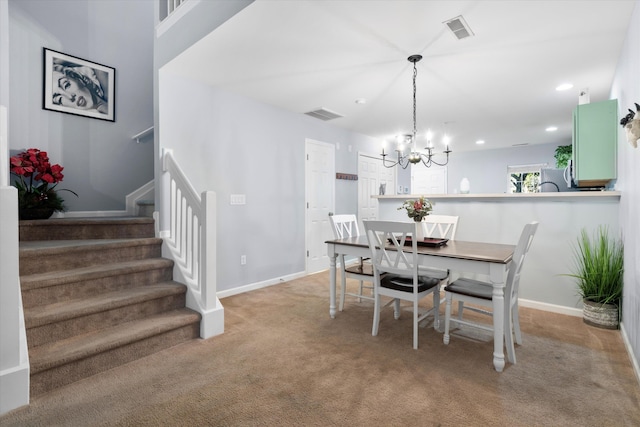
[
  {"xmin": 443, "ymin": 15, "xmax": 474, "ymax": 40},
  {"xmin": 304, "ymin": 108, "xmax": 343, "ymax": 121}
]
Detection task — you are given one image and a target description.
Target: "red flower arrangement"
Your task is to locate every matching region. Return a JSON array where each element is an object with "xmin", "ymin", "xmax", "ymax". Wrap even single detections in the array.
[
  {"xmin": 398, "ymin": 196, "xmax": 433, "ymax": 222},
  {"xmin": 10, "ymin": 148, "xmax": 77, "ymax": 219}
]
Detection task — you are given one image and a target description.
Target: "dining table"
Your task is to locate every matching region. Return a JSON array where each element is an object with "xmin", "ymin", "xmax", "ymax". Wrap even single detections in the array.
[{"xmin": 326, "ymin": 235, "xmax": 516, "ymax": 372}]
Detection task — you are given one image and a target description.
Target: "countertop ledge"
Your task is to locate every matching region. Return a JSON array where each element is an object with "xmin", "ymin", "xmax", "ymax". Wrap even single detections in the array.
[{"xmin": 374, "ymin": 192, "xmax": 621, "ymax": 200}]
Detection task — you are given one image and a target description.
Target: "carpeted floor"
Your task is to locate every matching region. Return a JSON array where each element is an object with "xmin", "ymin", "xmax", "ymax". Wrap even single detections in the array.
[{"xmin": 2, "ymin": 272, "xmax": 639, "ymax": 426}]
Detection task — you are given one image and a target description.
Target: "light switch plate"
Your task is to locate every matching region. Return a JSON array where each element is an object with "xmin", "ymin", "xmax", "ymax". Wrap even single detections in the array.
[{"xmin": 230, "ymin": 194, "xmax": 246, "ymax": 205}]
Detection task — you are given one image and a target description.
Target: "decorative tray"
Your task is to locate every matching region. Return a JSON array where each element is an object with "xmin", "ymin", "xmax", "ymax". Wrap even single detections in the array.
[{"xmin": 402, "ymin": 237, "xmax": 449, "ymax": 247}]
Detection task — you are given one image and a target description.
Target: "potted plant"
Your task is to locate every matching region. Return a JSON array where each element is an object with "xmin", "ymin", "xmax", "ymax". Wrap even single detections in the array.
[
  {"xmin": 10, "ymin": 148, "xmax": 77, "ymax": 220},
  {"xmin": 398, "ymin": 196, "xmax": 433, "ymax": 240},
  {"xmin": 568, "ymin": 226, "xmax": 624, "ymax": 329},
  {"xmin": 554, "ymin": 145, "xmax": 572, "ymax": 168}
]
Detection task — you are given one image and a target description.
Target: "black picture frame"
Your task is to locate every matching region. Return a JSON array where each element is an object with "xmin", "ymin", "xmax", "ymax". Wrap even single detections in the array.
[{"xmin": 42, "ymin": 48, "xmax": 115, "ymax": 122}]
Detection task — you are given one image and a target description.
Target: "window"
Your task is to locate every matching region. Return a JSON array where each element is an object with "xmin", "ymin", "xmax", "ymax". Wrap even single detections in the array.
[{"xmin": 507, "ymin": 164, "xmax": 546, "ymax": 193}]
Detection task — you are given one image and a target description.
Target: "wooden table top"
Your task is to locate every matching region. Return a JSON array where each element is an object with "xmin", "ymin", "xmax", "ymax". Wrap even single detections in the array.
[{"xmin": 326, "ymin": 236, "xmax": 515, "ymax": 264}]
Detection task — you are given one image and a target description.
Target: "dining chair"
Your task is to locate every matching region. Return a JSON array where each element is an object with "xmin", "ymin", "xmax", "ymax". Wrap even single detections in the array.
[
  {"xmin": 363, "ymin": 220, "xmax": 443, "ymax": 349},
  {"xmin": 329, "ymin": 214, "xmax": 375, "ymax": 311},
  {"xmin": 421, "ymin": 214, "xmax": 459, "ymax": 284},
  {"xmin": 443, "ymin": 221, "xmax": 539, "ymax": 364}
]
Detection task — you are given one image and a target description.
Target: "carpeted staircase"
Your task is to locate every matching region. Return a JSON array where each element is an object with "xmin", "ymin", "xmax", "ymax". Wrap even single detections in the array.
[{"xmin": 18, "ymin": 217, "xmax": 201, "ymax": 396}]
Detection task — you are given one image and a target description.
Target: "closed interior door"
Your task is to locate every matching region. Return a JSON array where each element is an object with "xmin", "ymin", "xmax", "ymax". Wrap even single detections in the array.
[
  {"xmin": 412, "ymin": 166, "xmax": 447, "ymax": 194},
  {"xmin": 305, "ymin": 139, "xmax": 335, "ymax": 273},
  {"xmin": 358, "ymin": 153, "xmax": 395, "ymax": 229}
]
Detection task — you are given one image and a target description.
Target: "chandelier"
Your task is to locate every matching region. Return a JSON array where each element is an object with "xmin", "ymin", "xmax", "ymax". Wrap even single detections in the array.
[{"xmin": 381, "ymin": 54, "xmax": 451, "ymax": 169}]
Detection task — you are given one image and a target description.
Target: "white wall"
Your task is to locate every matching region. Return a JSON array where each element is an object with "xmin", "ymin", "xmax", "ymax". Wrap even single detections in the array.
[
  {"xmin": 378, "ymin": 195, "xmax": 619, "ymax": 312},
  {"xmin": 159, "ymin": 74, "xmax": 381, "ymax": 292},
  {"xmin": 444, "ymin": 143, "xmax": 558, "ymax": 194},
  {"xmin": 8, "ymin": 0, "xmax": 154, "ymax": 211},
  {"xmin": 611, "ymin": 0, "xmax": 640, "ymax": 379}
]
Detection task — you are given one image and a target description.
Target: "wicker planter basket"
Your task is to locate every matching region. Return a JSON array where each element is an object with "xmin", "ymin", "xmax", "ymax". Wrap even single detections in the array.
[{"xmin": 582, "ymin": 299, "xmax": 619, "ymax": 330}]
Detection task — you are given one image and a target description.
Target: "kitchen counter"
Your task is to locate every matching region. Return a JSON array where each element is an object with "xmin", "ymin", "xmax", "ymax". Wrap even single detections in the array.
[{"xmin": 374, "ymin": 191, "xmax": 620, "ymax": 201}]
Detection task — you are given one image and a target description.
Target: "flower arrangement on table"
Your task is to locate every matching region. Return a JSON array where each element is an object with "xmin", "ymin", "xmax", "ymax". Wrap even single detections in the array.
[
  {"xmin": 398, "ymin": 196, "xmax": 433, "ymax": 222},
  {"xmin": 10, "ymin": 148, "xmax": 77, "ymax": 219}
]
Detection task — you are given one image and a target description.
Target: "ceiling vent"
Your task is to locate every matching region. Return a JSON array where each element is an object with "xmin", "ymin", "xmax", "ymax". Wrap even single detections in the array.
[
  {"xmin": 304, "ymin": 107, "xmax": 343, "ymax": 121},
  {"xmin": 444, "ymin": 15, "xmax": 474, "ymax": 40}
]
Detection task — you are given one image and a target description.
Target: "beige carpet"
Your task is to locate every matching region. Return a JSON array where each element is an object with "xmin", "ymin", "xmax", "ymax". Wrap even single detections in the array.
[{"xmin": 2, "ymin": 272, "xmax": 639, "ymax": 426}]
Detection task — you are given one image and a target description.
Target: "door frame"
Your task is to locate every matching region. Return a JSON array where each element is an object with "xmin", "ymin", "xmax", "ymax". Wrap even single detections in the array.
[
  {"xmin": 357, "ymin": 151, "xmax": 396, "ymax": 228},
  {"xmin": 305, "ymin": 138, "xmax": 335, "ymax": 274}
]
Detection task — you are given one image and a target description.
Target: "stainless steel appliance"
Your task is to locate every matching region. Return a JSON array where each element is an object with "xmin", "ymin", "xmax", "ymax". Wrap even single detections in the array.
[{"xmin": 539, "ymin": 167, "xmax": 578, "ymax": 192}]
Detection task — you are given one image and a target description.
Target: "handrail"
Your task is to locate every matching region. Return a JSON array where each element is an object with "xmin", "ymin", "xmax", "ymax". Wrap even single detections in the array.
[
  {"xmin": 131, "ymin": 126, "xmax": 154, "ymax": 143},
  {"xmin": 161, "ymin": 148, "xmax": 222, "ymax": 338}
]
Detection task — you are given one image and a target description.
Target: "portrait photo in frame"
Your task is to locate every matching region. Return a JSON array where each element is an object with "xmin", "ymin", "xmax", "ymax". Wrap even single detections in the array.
[{"xmin": 43, "ymin": 48, "xmax": 115, "ymax": 122}]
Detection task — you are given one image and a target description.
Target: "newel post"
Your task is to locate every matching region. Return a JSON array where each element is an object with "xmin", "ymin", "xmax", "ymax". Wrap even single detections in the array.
[{"xmin": 199, "ymin": 190, "xmax": 224, "ymax": 338}]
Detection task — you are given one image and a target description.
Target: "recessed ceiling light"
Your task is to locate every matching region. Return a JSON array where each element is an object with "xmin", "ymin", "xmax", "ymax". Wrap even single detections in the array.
[
  {"xmin": 556, "ymin": 83, "xmax": 573, "ymax": 91},
  {"xmin": 355, "ymin": 98, "xmax": 366, "ymax": 105},
  {"xmin": 546, "ymin": 126, "xmax": 558, "ymax": 132},
  {"xmin": 475, "ymin": 140, "xmax": 485, "ymax": 145}
]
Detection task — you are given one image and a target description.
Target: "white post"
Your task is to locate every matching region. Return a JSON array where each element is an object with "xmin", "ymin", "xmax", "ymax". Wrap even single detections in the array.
[
  {"xmin": 0, "ymin": 104, "xmax": 30, "ymax": 414},
  {"xmin": 198, "ymin": 190, "xmax": 224, "ymax": 338}
]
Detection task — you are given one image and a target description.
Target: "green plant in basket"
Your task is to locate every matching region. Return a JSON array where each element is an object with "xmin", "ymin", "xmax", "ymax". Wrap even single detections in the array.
[{"xmin": 568, "ymin": 226, "xmax": 623, "ymax": 306}]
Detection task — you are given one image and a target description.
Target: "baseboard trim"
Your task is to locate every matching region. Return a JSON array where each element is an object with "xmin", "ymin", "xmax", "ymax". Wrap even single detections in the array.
[
  {"xmin": 56, "ymin": 210, "xmax": 130, "ymax": 218},
  {"xmin": 518, "ymin": 298, "xmax": 582, "ymax": 317},
  {"xmin": 620, "ymin": 322, "xmax": 640, "ymax": 388},
  {"xmin": 217, "ymin": 271, "xmax": 307, "ymax": 299}
]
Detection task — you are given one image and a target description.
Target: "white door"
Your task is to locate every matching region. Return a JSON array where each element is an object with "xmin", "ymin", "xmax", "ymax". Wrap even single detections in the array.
[
  {"xmin": 358, "ymin": 153, "xmax": 396, "ymax": 228},
  {"xmin": 305, "ymin": 139, "xmax": 335, "ymax": 273},
  {"xmin": 411, "ymin": 166, "xmax": 447, "ymax": 194}
]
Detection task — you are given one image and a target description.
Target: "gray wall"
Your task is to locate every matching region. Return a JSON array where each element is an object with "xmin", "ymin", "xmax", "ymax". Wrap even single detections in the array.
[
  {"xmin": 159, "ymin": 74, "xmax": 379, "ymax": 292},
  {"xmin": 444, "ymin": 143, "xmax": 558, "ymax": 194},
  {"xmin": 8, "ymin": 0, "xmax": 154, "ymax": 211},
  {"xmin": 0, "ymin": 0, "xmax": 7, "ymax": 116},
  {"xmin": 612, "ymin": 0, "xmax": 640, "ymax": 382}
]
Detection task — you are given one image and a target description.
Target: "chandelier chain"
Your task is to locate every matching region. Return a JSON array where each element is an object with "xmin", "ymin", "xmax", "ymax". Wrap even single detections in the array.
[{"xmin": 412, "ymin": 61, "xmax": 417, "ymax": 141}]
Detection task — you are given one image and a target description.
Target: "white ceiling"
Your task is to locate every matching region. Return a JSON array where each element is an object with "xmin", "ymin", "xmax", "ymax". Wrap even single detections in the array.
[{"xmin": 163, "ymin": 0, "xmax": 636, "ymax": 153}]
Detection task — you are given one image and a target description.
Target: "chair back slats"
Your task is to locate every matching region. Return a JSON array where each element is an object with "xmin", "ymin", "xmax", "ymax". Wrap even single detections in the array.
[
  {"xmin": 364, "ymin": 220, "xmax": 419, "ymax": 277},
  {"xmin": 330, "ymin": 214, "xmax": 360, "ymax": 239},
  {"xmin": 423, "ymin": 215, "xmax": 459, "ymax": 240},
  {"xmin": 506, "ymin": 222, "xmax": 539, "ymax": 300}
]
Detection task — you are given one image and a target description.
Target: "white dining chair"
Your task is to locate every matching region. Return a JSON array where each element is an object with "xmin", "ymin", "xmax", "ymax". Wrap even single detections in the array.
[
  {"xmin": 363, "ymin": 220, "xmax": 443, "ymax": 349},
  {"xmin": 421, "ymin": 214, "xmax": 459, "ymax": 284},
  {"xmin": 329, "ymin": 214, "xmax": 375, "ymax": 311},
  {"xmin": 443, "ymin": 221, "xmax": 539, "ymax": 364}
]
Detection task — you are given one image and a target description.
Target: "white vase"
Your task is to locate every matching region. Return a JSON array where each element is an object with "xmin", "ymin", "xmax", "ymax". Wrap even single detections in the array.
[
  {"xmin": 460, "ymin": 177, "xmax": 470, "ymax": 194},
  {"xmin": 414, "ymin": 220, "xmax": 426, "ymax": 241}
]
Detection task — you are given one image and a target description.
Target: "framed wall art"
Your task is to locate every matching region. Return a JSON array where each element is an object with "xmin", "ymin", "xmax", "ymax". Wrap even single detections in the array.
[{"xmin": 42, "ymin": 48, "xmax": 115, "ymax": 122}]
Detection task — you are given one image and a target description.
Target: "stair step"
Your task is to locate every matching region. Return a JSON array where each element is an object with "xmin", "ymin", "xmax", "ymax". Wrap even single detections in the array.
[
  {"xmin": 20, "ymin": 258, "xmax": 175, "ymax": 308},
  {"xmin": 17, "ymin": 216, "xmax": 205, "ymax": 397},
  {"xmin": 25, "ymin": 282, "xmax": 187, "ymax": 347},
  {"xmin": 19, "ymin": 238, "xmax": 162, "ymax": 275},
  {"xmin": 19, "ymin": 217, "xmax": 155, "ymax": 241},
  {"xmin": 29, "ymin": 309, "xmax": 201, "ymax": 396}
]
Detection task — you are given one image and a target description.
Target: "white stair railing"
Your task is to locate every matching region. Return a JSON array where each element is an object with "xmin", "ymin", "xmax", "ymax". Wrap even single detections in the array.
[{"xmin": 161, "ymin": 148, "xmax": 223, "ymax": 339}]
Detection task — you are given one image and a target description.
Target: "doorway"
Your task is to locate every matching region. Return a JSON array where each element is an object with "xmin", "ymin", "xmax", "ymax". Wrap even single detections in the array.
[
  {"xmin": 305, "ymin": 139, "xmax": 335, "ymax": 274},
  {"xmin": 357, "ymin": 153, "xmax": 396, "ymax": 229}
]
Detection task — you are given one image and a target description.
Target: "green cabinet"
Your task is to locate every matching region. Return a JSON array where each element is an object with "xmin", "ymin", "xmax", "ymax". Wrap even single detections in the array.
[{"xmin": 572, "ymin": 99, "xmax": 618, "ymax": 188}]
